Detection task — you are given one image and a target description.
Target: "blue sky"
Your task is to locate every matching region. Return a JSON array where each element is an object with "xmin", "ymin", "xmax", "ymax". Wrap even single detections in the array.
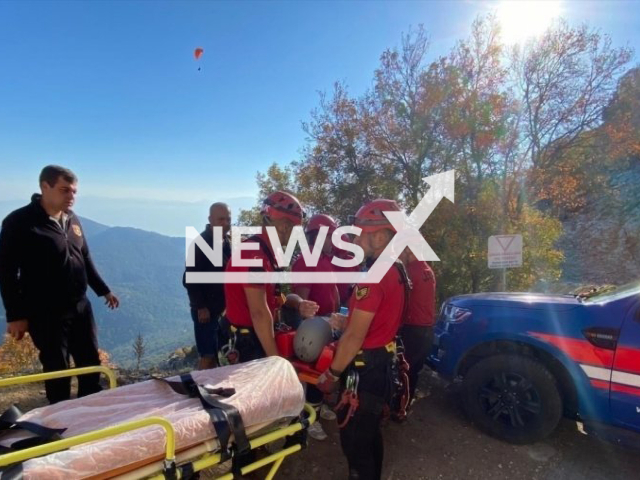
[{"xmin": 0, "ymin": 1, "xmax": 638, "ymax": 235}]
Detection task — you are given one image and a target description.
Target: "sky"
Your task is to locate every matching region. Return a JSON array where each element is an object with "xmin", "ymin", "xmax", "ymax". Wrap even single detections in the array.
[{"xmin": 0, "ymin": 1, "xmax": 638, "ymax": 236}]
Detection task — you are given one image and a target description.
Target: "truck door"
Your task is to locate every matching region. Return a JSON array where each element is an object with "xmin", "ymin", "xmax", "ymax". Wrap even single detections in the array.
[{"xmin": 610, "ymin": 304, "xmax": 640, "ymax": 431}]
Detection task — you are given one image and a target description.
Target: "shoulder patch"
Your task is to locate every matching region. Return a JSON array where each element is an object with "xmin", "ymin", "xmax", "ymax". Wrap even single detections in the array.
[
  {"xmin": 72, "ymin": 224, "xmax": 82, "ymax": 237},
  {"xmin": 355, "ymin": 286, "xmax": 370, "ymax": 301}
]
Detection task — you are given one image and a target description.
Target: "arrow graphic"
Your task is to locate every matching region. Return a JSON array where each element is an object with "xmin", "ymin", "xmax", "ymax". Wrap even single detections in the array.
[{"xmin": 365, "ymin": 170, "xmax": 455, "ymax": 284}]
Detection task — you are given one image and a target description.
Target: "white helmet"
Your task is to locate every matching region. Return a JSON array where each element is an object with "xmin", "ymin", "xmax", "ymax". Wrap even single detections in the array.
[{"xmin": 293, "ymin": 316, "xmax": 333, "ymax": 363}]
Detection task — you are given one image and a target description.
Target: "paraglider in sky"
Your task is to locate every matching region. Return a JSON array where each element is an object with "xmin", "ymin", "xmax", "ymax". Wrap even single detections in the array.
[{"xmin": 194, "ymin": 47, "xmax": 204, "ymax": 70}]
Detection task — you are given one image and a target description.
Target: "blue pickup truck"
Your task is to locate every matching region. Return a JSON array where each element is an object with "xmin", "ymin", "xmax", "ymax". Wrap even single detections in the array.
[{"xmin": 428, "ymin": 282, "xmax": 640, "ymax": 444}]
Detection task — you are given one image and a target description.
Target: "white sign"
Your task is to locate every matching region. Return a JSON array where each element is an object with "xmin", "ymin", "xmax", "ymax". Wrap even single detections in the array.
[{"xmin": 488, "ymin": 234, "xmax": 522, "ymax": 269}]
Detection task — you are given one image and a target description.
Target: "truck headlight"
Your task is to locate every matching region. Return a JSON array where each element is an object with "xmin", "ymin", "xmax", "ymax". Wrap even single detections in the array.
[{"xmin": 443, "ymin": 304, "xmax": 472, "ymax": 323}]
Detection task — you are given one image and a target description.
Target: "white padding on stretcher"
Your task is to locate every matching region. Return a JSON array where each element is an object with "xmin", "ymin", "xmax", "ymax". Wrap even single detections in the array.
[{"xmin": 0, "ymin": 357, "xmax": 304, "ymax": 479}]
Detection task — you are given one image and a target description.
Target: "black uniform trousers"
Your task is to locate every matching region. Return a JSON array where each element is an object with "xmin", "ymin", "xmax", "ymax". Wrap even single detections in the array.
[
  {"xmin": 28, "ymin": 298, "xmax": 102, "ymax": 404},
  {"xmin": 337, "ymin": 349, "xmax": 393, "ymax": 480},
  {"xmin": 399, "ymin": 325, "xmax": 434, "ymax": 400}
]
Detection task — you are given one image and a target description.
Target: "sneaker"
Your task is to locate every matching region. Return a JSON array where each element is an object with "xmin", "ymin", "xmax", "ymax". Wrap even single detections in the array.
[
  {"xmin": 308, "ymin": 421, "xmax": 328, "ymax": 441},
  {"xmin": 320, "ymin": 403, "xmax": 337, "ymax": 421}
]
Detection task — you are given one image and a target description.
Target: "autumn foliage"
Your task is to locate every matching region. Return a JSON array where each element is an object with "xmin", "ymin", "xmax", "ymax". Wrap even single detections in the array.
[
  {"xmin": 0, "ymin": 334, "xmax": 40, "ymax": 375},
  {"xmin": 240, "ymin": 16, "xmax": 635, "ymax": 299},
  {"xmin": 0, "ymin": 334, "xmax": 116, "ymax": 376}
]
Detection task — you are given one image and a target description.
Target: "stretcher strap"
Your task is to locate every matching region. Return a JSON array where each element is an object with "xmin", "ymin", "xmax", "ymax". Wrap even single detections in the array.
[
  {"xmin": 0, "ymin": 405, "xmax": 66, "ymax": 452},
  {"xmin": 0, "ymin": 405, "xmax": 66, "ymax": 480},
  {"xmin": 178, "ymin": 462, "xmax": 195, "ymax": 479},
  {"xmin": 155, "ymin": 374, "xmax": 250, "ymax": 461},
  {"xmin": 0, "ymin": 462, "xmax": 23, "ymax": 480}
]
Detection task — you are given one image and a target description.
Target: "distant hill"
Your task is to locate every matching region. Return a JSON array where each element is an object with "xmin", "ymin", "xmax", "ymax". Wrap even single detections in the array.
[
  {"xmin": 80, "ymin": 217, "xmax": 112, "ymax": 238},
  {"xmin": 0, "ymin": 217, "xmax": 194, "ymax": 367}
]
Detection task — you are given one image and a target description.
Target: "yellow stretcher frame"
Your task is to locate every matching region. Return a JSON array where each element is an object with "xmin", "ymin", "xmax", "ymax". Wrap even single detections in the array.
[
  {"xmin": 0, "ymin": 365, "xmax": 118, "ymax": 390},
  {"xmin": 0, "ymin": 366, "xmax": 315, "ymax": 479}
]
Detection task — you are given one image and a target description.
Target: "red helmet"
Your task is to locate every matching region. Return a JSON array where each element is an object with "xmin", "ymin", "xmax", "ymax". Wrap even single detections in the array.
[
  {"xmin": 350, "ymin": 199, "xmax": 401, "ymax": 233},
  {"xmin": 305, "ymin": 214, "xmax": 338, "ymax": 233},
  {"xmin": 261, "ymin": 191, "xmax": 305, "ymax": 226}
]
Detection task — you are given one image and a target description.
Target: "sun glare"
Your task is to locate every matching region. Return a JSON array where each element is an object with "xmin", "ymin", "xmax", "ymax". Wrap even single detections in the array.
[{"xmin": 496, "ymin": 1, "xmax": 564, "ymax": 44}]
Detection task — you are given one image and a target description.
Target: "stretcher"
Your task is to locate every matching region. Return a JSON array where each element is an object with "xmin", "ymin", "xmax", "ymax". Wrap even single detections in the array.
[{"xmin": 0, "ymin": 357, "xmax": 314, "ymax": 479}]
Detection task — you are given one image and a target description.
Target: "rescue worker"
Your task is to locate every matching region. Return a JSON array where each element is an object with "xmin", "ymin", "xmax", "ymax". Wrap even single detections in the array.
[
  {"xmin": 399, "ymin": 248, "xmax": 436, "ymax": 403},
  {"xmin": 292, "ymin": 213, "xmax": 340, "ymax": 316},
  {"xmin": 292, "ymin": 213, "xmax": 340, "ymax": 440},
  {"xmin": 183, "ymin": 202, "xmax": 232, "ymax": 369},
  {"xmin": 317, "ymin": 199, "xmax": 407, "ymax": 480},
  {"xmin": 0, "ymin": 165, "xmax": 120, "ymax": 404},
  {"xmin": 220, "ymin": 191, "xmax": 318, "ymax": 363}
]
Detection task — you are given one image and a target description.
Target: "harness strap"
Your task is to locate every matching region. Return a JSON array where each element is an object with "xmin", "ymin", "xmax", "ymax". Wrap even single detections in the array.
[
  {"xmin": 392, "ymin": 261, "xmax": 415, "ymax": 421},
  {"xmin": 353, "ymin": 344, "xmax": 396, "ymax": 367},
  {"xmin": 228, "ymin": 324, "xmax": 252, "ymax": 336},
  {"xmin": 246, "ymin": 235, "xmax": 283, "ymax": 272},
  {"xmin": 393, "ymin": 260, "xmax": 412, "ymax": 323},
  {"xmin": 245, "ymin": 234, "xmax": 287, "ymax": 329}
]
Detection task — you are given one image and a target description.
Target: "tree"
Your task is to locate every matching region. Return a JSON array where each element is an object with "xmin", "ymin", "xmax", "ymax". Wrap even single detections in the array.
[
  {"xmin": 237, "ymin": 163, "xmax": 297, "ymax": 225},
  {"xmin": 296, "ymin": 82, "xmax": 400, "ymax": 222},
  {"xmin": 132, "ymin": 333, "xmax": 146, "ymax": 372},
  {"xmin": 602, "ymin": 67, "xmax": 640, "ymax": 160},
  {"xmin": 527, "ymin": 66, "xmax": 640, "ymax": 218},
  {"xmin": 363, "ymin": 25, "xmax": 444, "ymax": 209},
  {"xmin": 98, "ymin": 349, "xmax": 117, "ymax": 370},
  {"xmin": 241, "ymin": 15, "xmax": 633, "ymax": 297},
  {"xmin": 511, "ymin": 20, "xmax": 632, "ymax": 202}
]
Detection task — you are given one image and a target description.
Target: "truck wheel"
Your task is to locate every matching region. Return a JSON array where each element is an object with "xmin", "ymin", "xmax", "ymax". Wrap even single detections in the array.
[{"xmin": 462, "ymin": 354, "xmax": 562, "ymax": 444}]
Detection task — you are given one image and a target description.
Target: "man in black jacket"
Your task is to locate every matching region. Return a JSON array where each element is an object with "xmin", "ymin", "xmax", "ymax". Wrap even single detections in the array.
[
  {"xmin": 183, "ymin": 202, "xmax": 231, "ymax": 369},
  {"xmin": 0, "ymin": 165, "xmax": 119, "ymax": 404}
]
